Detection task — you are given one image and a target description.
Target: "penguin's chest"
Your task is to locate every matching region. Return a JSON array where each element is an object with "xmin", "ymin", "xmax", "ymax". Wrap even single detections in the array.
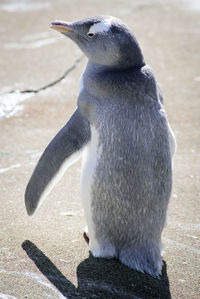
[{"xmin": 80, "ymin": 126, "xmax": 102, "ymax": 226}]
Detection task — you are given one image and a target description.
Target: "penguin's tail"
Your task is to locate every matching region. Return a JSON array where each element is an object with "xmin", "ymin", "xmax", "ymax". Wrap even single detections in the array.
[{"xmin": 119, "ymin": 241, "xmax": 163, "ymax": 278}]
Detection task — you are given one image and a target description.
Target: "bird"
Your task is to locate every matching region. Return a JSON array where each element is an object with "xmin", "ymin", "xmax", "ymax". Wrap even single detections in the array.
[{"xmin": 25, "ymin": 15, "xmax": 176, "ymax": 277}]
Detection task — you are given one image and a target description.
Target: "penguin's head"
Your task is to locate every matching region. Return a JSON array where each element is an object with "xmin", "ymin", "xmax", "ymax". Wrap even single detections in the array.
[{"xmin": 50, "ymin": 15, "xmax": 145, "ymax": 69}]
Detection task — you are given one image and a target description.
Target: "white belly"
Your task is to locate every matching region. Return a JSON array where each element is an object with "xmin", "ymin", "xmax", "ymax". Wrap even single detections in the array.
[{"xmin": 80, "ymin": 126, "xmax": 102, "ymax": 253}]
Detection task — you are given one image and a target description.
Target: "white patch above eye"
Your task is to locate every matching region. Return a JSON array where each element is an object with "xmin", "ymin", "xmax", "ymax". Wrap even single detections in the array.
[{"xmin": 88, "ymin": 18, "xmax": 114, "ymax": 35}]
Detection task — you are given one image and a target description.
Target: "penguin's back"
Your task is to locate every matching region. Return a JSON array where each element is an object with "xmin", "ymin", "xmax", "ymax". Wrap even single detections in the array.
[
  {"xmin": 78, "ymin": 63, "xmax": 172, "ymax": 276},
  {"xmin": 91, "ymin": 99, "xmax": 172, "ymax": 246}
]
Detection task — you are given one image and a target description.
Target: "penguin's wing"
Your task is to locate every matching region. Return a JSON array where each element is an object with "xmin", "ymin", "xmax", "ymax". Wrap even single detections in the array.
[{"xmin": 25, "ymin": 108, "xmax": 91, "ymax": 216}]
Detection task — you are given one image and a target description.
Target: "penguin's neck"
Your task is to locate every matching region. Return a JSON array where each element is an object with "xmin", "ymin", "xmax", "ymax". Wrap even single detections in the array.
[
  {"xmin": 87, "ymin": 48, "xmax": 145, "ymax": 72},
  {"xmin": 86, "ymin": 59, "xmax": 145, "ymax": 74}
]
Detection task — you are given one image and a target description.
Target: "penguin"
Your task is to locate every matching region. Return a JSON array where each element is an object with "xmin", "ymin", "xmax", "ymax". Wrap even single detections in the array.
[{"xmin": 25, "ymin": 15, "xmax": 176, "ymax": 277}]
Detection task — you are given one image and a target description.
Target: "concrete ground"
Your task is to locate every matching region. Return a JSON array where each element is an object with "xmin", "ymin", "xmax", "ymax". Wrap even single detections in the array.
[{"xmin": 0, "ymin": 0, "xmax": 199, "ymax": 298}]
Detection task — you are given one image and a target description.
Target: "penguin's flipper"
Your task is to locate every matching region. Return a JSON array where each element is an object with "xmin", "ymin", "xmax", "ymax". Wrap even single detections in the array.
[{"xmin": 25, "ymin": 108, "xmax": 91, "ymax": 216}]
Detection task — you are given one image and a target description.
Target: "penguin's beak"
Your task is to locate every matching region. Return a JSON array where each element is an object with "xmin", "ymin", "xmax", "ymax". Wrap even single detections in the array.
[{"xmin": 50, "ymin": 21, "xmax": 74, "ymax": 34}]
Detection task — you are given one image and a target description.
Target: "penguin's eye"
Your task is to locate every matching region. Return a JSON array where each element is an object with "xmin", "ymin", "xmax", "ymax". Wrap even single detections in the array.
[{"xmin": 87, "ymin": 32, "xmax": 95, "ymax": 38}]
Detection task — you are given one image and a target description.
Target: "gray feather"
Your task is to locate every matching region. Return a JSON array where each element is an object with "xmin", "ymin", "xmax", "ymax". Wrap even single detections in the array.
[{"xmin": 79, "ymin": 62, "xmax": 172, "ymax": 277}]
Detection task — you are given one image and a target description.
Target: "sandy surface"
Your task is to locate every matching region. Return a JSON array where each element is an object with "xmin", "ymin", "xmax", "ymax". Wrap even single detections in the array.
[{"xmin": 0, "ymin": 0, "xmax": 199, "ymax": 298}]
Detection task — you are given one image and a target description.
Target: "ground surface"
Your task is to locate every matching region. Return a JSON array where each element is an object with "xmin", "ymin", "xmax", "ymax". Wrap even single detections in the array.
[{"xmin": 0, "ymin": 0, "xmax": 199, "ymax": 298}]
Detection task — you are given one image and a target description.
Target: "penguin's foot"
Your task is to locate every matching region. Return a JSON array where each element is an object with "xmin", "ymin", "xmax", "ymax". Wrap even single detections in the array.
[
  {"xmin": 83, "ymin": 226, "xmax": 117, "ymax": 258},
  {"xmin": 83, "ymin": 231, "xmax": 89, "ymax": 244},
  {"xmin": 90, "ymin": 241, "xmax": 117, "ymax": 259}
]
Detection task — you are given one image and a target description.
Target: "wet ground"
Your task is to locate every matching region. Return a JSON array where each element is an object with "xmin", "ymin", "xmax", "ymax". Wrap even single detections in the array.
[{"xmin": 0, "ymin": 0, "xmax": 199, "ymax": 298}]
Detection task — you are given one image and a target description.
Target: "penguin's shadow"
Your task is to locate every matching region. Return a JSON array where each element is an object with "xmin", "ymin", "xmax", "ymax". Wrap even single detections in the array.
[{"xmin": 22, "ymin": 240, "xmax": 171, "ymax": 299}]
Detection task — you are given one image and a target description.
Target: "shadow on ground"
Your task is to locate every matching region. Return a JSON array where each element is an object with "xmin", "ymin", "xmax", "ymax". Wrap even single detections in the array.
[{"xmin": 22, "ymin": 240, "xmax": 171, "ymax": 299}]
